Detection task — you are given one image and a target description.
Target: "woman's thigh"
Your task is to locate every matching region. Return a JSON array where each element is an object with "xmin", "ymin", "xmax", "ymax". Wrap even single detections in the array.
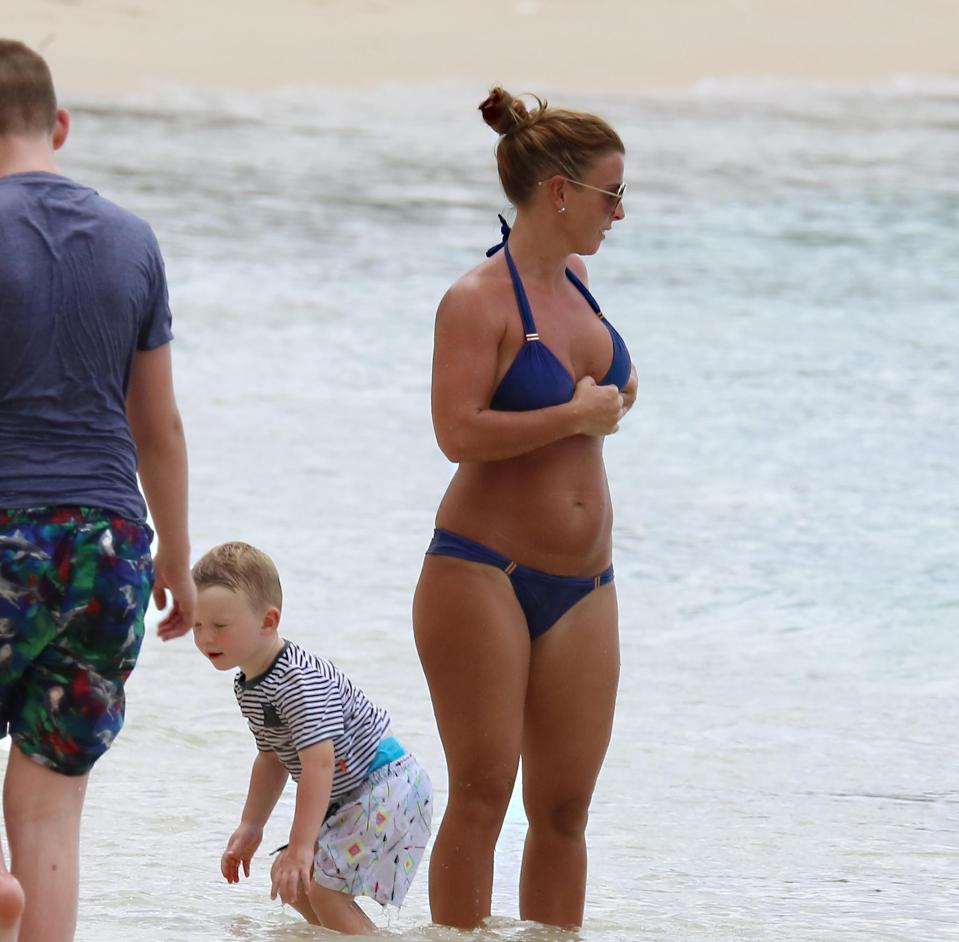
[
  {"xmin": 521, "ymin": 583, "xmax": 620, "ymax": 820},
  {"xmin": 413, "ymin": 555, "xmax": 531, "ymax": 788}
]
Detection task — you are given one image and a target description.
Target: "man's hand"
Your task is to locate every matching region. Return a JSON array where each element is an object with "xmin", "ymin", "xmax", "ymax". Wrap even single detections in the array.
[{"xmin": 152, "ymin": 546, "xmax": 196, "ymax": 641}]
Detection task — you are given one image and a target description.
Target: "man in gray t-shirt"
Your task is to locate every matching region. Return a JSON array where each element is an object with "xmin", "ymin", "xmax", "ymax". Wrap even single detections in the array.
[{"xmin": 0, "ymin": 38, "xmax": 196, "ymax": 941}]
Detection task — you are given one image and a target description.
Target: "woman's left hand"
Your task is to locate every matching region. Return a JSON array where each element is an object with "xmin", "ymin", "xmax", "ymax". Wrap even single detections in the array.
[{"xmin": 620, "ymin": 364, "xmax": 639, "ymax": 417}]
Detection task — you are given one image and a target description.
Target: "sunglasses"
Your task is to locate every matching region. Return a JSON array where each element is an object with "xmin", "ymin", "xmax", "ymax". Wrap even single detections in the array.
[{"xmin": 539, "ymin": 177, "xmax": 627, "ymax": 210}]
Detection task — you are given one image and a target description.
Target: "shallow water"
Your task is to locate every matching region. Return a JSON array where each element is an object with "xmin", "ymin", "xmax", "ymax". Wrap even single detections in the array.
[{"xmin": 3, "ymin": 78, "xmax": 958, "ymax": 941}]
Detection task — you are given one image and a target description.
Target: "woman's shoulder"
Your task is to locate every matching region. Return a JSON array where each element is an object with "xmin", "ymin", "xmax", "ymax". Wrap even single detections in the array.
[
  {"xmin": 448, "ymin": 253, "xmax": 510, "ymax": 296},
  {"xmin": 437, "ymin": 256, "xmax": 511, "ymax": 326}
]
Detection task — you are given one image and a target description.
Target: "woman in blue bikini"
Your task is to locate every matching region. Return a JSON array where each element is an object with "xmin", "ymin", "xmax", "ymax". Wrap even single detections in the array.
[{"xmin": 413, "ymin": 86, "xmax": 637, "ymax": 930}]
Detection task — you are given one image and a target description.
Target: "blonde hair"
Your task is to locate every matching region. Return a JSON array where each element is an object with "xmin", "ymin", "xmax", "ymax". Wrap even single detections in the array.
[
  {"xmin": 0, "ymin": 39, "xmax": 57, "ymax": 135},
  {"xmin": 478, "ymin": 86, "xmax": 624, "ymax": 206},
  {"xmin": 192, "ymin": 542, "xmax": 283, "ymax": 611}
]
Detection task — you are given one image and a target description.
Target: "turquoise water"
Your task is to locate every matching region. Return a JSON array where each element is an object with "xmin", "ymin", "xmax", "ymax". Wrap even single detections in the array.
[{"xmin": 9, "ymin": 80, "xmax": 957, "ymax": 941}]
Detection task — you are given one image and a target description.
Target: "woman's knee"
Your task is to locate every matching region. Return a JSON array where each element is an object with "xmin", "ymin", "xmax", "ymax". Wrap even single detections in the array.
[
  {"xmin": 526, "ymin": 793, "xmax": 591, "ymax": 840},
  {"xmin": 448, "ymin": 771, "xmax": 517, "ymax": 828}
]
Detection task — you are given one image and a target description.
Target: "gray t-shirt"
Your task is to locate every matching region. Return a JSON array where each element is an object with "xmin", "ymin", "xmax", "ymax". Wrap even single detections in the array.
[{"xmin": 0, "ymin": 172, "xmax": 173, "ymax": 522}]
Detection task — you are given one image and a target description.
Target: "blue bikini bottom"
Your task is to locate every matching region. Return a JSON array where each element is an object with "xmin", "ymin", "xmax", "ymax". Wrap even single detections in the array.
[{"xmin": 425, "ymin": 528, "xmax": 614, "ymax": 639}]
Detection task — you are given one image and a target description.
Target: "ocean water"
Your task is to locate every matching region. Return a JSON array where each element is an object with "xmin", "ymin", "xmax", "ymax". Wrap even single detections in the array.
[{"xmin": 3, "ymin": 79, "xmax": 958, "ymax": 941}]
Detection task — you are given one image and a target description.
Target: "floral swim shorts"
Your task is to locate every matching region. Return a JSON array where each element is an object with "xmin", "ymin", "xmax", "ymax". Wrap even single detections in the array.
[
  {"xmin": 313, "ymin": 753, "xmax": 433, "ymax": 907},
  {"xmin": 0, "ymin": 507, "xmax": 155, "ymax": 776}
]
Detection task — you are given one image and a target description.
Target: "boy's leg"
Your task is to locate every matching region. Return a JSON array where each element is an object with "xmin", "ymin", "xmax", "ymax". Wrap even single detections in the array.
[
  {"xmin": 269, "ymin": 852, "xmax": 372, "ymax": 933},
  {"xmin": 0, "ymin": 842, "xmax": 24, "ymax": 942},
  {"xmin": 269, "ymin": 851, "xmax": 322, "ymax": 925},
  {"xmin": 281, "ymin": 892, "xmax": 322, "ymax": 926},
  {"xmin": 304, "ymin": 883, "xmax": 374, "ymax": 936},
  {"xmin": 3, "ymin": 744, "xmax": 87, "ymax": 942},
  {"xmin": 311, "ymin": 754, "xmax": 432, "ymax": 926}
]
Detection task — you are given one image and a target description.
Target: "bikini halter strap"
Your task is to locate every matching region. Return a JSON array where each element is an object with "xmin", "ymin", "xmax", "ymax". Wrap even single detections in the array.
[
  {"xmin": 486, "ymin": 214, "xmax": 538, "ymax": 337},
  {"xmin": 483, "ymin": 214, "xmax": 603, "ymax": 334}
]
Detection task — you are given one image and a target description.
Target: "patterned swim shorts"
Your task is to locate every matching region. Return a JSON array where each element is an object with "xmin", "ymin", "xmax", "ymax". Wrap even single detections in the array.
[
  {"xmin": 0, "ymin": 507, "xmax": 154, "ymax": 776},
  {"xmin": 313, "ymin": 753, "xmax": 433, "ymax": 907}
]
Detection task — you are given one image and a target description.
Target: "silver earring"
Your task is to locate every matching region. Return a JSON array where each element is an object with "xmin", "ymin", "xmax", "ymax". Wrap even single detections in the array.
[{"xmin": 558, "ymin": 207, "xmax": 566, "ymax": 214}]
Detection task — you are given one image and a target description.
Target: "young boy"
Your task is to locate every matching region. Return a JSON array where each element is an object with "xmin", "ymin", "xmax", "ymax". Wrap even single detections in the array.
[{"xmin": 191, "ymin": 542, "xmax": 432, "ymax": 934}]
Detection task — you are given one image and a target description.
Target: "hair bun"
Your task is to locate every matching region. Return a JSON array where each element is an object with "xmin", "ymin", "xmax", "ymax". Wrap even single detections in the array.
[{"xmin": 479, "ymin": 86, "xmax": 530, "ymax": 135}]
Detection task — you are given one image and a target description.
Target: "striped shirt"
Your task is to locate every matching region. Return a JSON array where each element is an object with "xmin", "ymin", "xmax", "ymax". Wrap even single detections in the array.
[{"xmin": 234, "ymin": 640, "xmax": 390, "ymax": 797}]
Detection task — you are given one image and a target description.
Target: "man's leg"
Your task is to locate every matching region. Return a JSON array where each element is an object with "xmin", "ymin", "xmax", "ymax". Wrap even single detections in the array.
[
  {"xmin": 2, "ymin": 513, "xmax": 152, "ymax": 942},
  {"xmin": 0, "ymin": 840, "xmax": 24, "ymax": 942},
  {"xmin": 4, "ymin": 745, "xmax": 88, "ymax": 942}
]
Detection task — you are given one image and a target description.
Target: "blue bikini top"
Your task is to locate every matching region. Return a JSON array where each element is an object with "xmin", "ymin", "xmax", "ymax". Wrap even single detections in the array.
[{"xmin": 485, "ymin": 216, "xmax": 631, "ymax": 413}]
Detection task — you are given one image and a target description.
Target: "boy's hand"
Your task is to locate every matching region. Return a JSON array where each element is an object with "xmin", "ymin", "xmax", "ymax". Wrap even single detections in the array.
[
  {"xmin": 221, "ymin": 823, "xmax": 263, "ymax": 883},
  {"xmin": 270, "ymin": 842, "xmax": 314, "ymax": 905}
]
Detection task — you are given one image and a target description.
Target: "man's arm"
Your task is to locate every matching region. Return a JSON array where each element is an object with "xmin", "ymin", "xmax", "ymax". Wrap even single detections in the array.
[
  {"xmin": 222, "ymin": 750, "xmax": 289, "ymax": 883},
  {"xmin": 126, "ymin": 343, "xmax": 194, "ymax": 639},
  {"xmin": 270, "ymin": 741, "xmax": 335, "ymax": 905}
]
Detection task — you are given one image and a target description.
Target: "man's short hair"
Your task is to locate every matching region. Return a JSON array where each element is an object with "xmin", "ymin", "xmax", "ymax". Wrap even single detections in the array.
[
  {"xmin": 192, "ymin": 542, "xmax": 283, "ymax": 611},
  {"xmin": 0, "ymin": 39, "xmax": 57, "ymax": 135}
]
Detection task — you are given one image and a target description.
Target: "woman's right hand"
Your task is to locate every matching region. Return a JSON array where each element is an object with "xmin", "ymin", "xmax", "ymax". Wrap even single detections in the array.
[
  {"xmin": 571, "ymin": 376, "xmax": 625, "ymax": 436},
  {"xmin": 221, "ymin": 822, "xmax": 263, "ymax": 883}
]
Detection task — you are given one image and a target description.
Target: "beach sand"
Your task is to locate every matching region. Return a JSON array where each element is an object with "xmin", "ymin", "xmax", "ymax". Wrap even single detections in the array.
[{"xmin": 5, "ymin": 0, "xmax": 959, "ymax": 98}]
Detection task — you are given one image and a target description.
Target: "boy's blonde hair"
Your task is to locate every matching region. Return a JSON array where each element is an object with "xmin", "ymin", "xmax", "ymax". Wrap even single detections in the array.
[{"xmin": 192, "ymin": 542, "xmax": 283, "ymax": 611}]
